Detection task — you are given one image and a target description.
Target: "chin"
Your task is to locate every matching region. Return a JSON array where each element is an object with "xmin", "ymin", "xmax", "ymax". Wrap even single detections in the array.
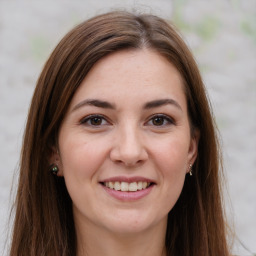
[
  {"xmin": 106, "ymin": 223, "xmax": 150, "ymax": 235},
  {"xmin": 103, "ymin": 211, "xmax": 166, "ymax": 235}
]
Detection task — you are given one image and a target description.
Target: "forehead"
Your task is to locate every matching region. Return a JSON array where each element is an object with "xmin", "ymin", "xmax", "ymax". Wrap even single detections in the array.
[{"xmin": 69, "ymin": 49, "xmax": 186, "ymax": 109}]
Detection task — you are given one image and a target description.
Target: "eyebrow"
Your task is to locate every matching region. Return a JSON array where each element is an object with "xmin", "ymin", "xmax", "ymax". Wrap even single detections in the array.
[
  {"xmin": 72, "ymin": 99, "xmax": 115, "ymax": 112},
  {"xmin": 72, "ymin": 98, "xmax": 182, "ymax": 112},
  {"xmin": 143, "ymin": 99, "xmax": 182, "ymax": 111}
]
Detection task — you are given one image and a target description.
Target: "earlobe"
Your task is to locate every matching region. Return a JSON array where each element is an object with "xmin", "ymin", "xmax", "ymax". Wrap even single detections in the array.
[
  {"xmin": 188, "ymin": 129, "xmax": 200, "ymax": 165},
  {"xmin": 49, "ymin": 147, "xmax": 64, "ymax": 176},
  {"xmin": 50, "ymin": 164, "xmax": 59, "ymax": 175}
]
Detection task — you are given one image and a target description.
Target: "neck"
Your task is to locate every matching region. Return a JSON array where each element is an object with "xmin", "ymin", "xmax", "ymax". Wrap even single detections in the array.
[{"xmin": 75, "ymin": 217, "xmax": 167, "ymax": 256}]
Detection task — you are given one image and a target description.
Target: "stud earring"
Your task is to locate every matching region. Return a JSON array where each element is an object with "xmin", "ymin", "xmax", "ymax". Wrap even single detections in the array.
[
  {"xmin": 50, "ymin": 164, "xmax": 59, "ymax": 175},
  {"xmin": 188, "ymin": 164, "xmax": 193, "ymax": 176}
]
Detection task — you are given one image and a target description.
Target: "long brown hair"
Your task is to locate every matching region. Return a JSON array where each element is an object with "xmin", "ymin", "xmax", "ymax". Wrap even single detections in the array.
[{"xmin": 10, "ymin": 11, "xmax": 231, "ymax": 256}]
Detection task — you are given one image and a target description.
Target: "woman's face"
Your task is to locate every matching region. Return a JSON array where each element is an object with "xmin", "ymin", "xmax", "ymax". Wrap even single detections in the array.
[{"xmin": 57, "ymin": 49, "xmax": 198, "ymax": 235}]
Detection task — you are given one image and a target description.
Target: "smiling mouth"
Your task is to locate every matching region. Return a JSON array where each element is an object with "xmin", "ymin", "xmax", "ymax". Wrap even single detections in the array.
[{"xmin": 102, "ymin": 181, "xmax": 153, "ymax": 192}]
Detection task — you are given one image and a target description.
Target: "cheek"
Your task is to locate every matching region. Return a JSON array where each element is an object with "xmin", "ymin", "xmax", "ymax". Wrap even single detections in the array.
[
  {"xmin": 59, "ymin": 133, "xmax": 109, "ymax": 179},
  {"xmin": 59, "ymin": 136, "xmax": 109, "ymax": 207},
  {"xmin": 151, "ymin": 135, "xmax": 190, "ymax": 174},
  {"xmin": 150, "ymin": 135, "xmax": 190, "ymax": 207}
]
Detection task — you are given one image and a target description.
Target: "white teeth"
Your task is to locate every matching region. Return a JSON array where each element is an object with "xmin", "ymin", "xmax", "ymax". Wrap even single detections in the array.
[
  {"xmin": 137, "ymin": 181, "xmax": 142, "ymax": 190},
  {"xmin": 129, "ymin": 182, "xmax": 138, "ymax": 192},
  {"xmin": 109, "ymin": 181, "xmax": 114, "ymax": 189},
  {"xmin": 114, "ymin": 181, "xmax": 121, "ymax": 191},
  {"xmin": 103, "ymin": 181, "xmax": 151, "ymax": 191},
  {"xmin": 121, "ymin": 182, "xmax": 129, "ymax": 191},
  {"xmin": 142, "ymin": 182, "xmax": 147, "ymax": 189}
]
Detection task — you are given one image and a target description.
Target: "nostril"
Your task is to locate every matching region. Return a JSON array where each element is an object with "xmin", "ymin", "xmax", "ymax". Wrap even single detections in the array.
[{"xmin": 109, "ymin": 137, "xmax": 148, "ymax": 166}]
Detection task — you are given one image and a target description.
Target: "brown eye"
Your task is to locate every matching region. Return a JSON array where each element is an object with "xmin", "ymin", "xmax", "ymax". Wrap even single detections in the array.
[
  {"xmin": 152, "ymin": 116, "xmax": 164, "ymax": 126},
  {"xmin": 146, "ymin": 114, "xmax": 175, "ymax": 127},
  {"xmin": 80, "ymin": 115, "xmax": 109, "ymax": 127},
  {"xmin": 90, "ymin": 117, "xmax": 103, "ymax": 126}
]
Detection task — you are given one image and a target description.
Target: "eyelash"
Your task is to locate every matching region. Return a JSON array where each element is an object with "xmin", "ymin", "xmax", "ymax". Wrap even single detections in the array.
[
  {"xmin": 80, "ymin": 114, "xmax": 175, "ymax": 128},
  {"xmin": 146, "ymin": 114, "xmax": 175, "ymax": 127},
  {"xmin": 80, "ymin": 114, "xmax": 110, "ymax": 127}
]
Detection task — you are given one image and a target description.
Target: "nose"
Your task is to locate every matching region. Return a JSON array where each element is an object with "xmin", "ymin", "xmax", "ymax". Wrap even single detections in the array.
[{"xmin": 110, "ymin": 124, "xmax": 148, "ymax": 167}]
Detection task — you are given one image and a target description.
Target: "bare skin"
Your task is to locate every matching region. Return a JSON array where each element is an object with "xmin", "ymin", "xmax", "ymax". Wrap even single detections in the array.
[
  {"xmin": 55, "ymin": 49, "xmax": 198, "ymax": 256},
  {"xmin": 76, "ymin": 214, "xmax": 167, "ymax": 256}
]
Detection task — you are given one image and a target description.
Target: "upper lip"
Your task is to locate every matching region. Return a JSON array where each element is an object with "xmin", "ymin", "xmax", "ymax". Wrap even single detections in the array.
[{"xmin": 99, "ymin": 176, "xmax": 156, "ymax": 184}]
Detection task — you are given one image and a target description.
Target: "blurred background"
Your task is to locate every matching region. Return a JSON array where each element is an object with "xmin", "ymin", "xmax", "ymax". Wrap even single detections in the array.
[{"xmin": 0, "ymin": 0, "xmax": 255, "ymax": 255}]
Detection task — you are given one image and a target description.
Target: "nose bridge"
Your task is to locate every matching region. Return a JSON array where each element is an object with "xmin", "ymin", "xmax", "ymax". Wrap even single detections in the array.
[{"xmin": 110, "ymin": 120, "xmax": 147, "ymax": 166}]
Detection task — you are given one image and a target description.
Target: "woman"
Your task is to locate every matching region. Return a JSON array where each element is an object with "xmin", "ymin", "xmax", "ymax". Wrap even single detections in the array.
[{"xmin": 10, "ymin": 11, "xmax": 231, "ymax": 256}]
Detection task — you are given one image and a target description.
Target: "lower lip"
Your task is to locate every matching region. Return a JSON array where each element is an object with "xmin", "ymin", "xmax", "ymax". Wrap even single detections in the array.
[{"xmin": 101, "ymin": 184, "xmax": 154, "ymax": 201}]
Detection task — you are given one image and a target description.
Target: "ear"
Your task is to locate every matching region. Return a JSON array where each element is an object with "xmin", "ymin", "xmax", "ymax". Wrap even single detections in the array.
[
  {"xmin": 187, "ymin": 129, "xmax": 200, "ymax": 171},
  {"xmin": 49, "ymin": 146, "xmax": 64, "ymax": 177}
]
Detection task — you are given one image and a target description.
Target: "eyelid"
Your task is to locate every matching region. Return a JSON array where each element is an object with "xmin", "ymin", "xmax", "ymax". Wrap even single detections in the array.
[
  {"xmin": 145, "ymin": 114, "xmax": 176, "ymax": 126},
  {"xmin": 79, "ymin": 114, "xmax": 111, "ymax": 126}
]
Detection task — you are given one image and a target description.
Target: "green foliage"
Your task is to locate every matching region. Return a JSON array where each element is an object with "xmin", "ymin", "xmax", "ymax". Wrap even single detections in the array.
[
  {"xmin": 172, "ymin": 1, "xmax": 221, "ymax": 42},
  {"xmin": 240, "ymin": 16, "xmax": 256, "ymax": 44},
  {"xmin": 194, "ymin": 16, "xmax": 220, "ymax": 41},
  {"xmin": 30, "ymin": 35, "xmax": 51, "ymax": 62}
]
